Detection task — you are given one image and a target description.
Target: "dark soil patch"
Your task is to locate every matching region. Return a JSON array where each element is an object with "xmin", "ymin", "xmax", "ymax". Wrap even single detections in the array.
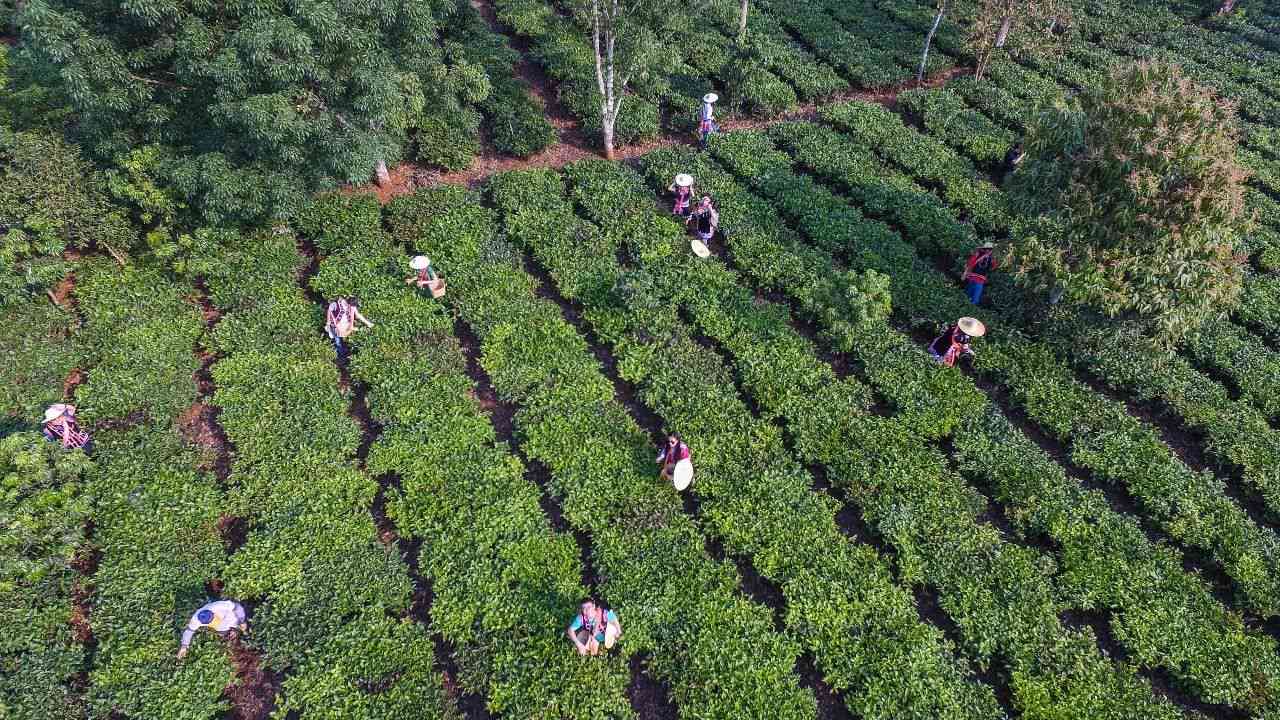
[
  {"xmin": 223, "ymin": 635, "xmax": 281, "ymax": 720},
  {"xmin": 433, "ymin": 629, "xmax": 494, "ymax": 720},
  {"xmin": 217, "ymin": 514, "xmax": 249, "ymax": 555},
  {"xmin": 177, "ymin": 401, "xmax": 233, "ymax": 480},
  {"xmin": 69, "ymin": 585, "xmax": 94, "ymax": 644},
  {"xmin": 63, "ymin": 368, "xmax": 87, "ymax": 397},
  {"xmin": 626, "ymin": 653, "xmax": 678, "ymax": 720},
  {"xmin": 796, "ymin": 654, "xmax": 855, "ymax": 720},
  {"xmin": 728, "ymin": 553, "xmax": 786, "ymax": 632}
]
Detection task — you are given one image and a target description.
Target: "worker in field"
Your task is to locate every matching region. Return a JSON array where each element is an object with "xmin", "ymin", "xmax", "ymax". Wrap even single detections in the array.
[
  {"xmin": 177, "ymin": 599, "xmax": 247, "ymax": 659},
  {"xmin": 567, "ymin": 599, "xmax": 622, "ymax": 656},
  {"xmin": 668, "ymin": 173, "xmax": 696, "ymax": 216},
  {"xmin": 324, "ymin": 296, "xmax": 374, "ymax": 357},
  {"xmin": 961, "ymin": 242, "xmax": 998, "ymax": 305},
  {"xmin": 686, "ymin": 196, "xmax": 719, "ymax": 243},
  {"xmin": 42, "ymin": 403, "xmax": 91, "ymax": 452},
  {"xmin": 928, "ymin": 317, "xmax": 985, "ymax": 367},
  {"xmin": 656, "ymin": 433, "xmax": 694, "ymax": 490},
  {"xmin": 698, "ymin": 93, "xmax": 719, "ymax": 148},
  {"xmin": 405, "ymin": 255, "xmax": 446, "ymax": 298}
]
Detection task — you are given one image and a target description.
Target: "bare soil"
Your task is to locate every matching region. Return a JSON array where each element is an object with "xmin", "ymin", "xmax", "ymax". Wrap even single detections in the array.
[
  {"xmin": 796, "ymin": 654, "xmax": 855, "ymax": 720},
  {"xmin": 223, "ymin": 636, "xmax": 282, "ymax": 720},
  {"xmin": 626, "ymin": 654, "xmax": 678, "ymax": 720}
]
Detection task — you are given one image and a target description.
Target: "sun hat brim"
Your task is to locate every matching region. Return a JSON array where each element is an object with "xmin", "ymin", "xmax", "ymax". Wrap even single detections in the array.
[
  {"xmin": 43, "ymin": 404, "xmax": 67, "ymax": 423},
  {"xmin": 980, "ymin": 242, "xmax": 995, "ymax": 249},
  {"xmin": 673, "ymin": 458, "xmax": 693, "ymax": 490},
  {"xmin": 702, "ymin": 93, "xmax": 718, "ymax": 103},
  {"xmin": 409, "ymin": 255, "xmax": 430, "ymax": 270},
  {"xmin": 691, "ymin": 240, "xmax": 711, "ymax": 258},
  {"xmin": 675, "ymin": 173, "xmax": 694, "ymax": 187},
  {"xmin": 958, "ymin": 317, "xmax": 986, "ymax": 337}
]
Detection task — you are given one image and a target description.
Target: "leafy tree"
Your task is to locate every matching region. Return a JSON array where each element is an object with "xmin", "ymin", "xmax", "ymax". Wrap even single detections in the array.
[
  {"xmin": 573, "ymin": 0, "xmax": 697, "ymax": 158},
  {"xmin": 17, "ymin": 0, "xmax": 487, "ymax": 225},
  {"xmin": 965, "ymin": 0, "xmax": 1071, "ymax": 80},
  {"xmin": 0, "ymin": 128, "xmax": 133, "ymax": 303},
  {"xmin": 1006, "ymin": 61, "xmax": 1249, "ymax": 348}
]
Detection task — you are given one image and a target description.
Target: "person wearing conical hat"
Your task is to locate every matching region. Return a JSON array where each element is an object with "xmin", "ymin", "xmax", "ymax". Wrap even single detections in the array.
[
  {"xmin": 962, "ymin": 241, "xmax": 998, "ymax": 305},
  {"xmin": 668, "ymin": 173, "xmax": 697, "ymax": 216},
  {"xmin": 42, "ymin": 403, "xmax": 91, "ymax": 452},
  {"xmin": 697, "ymin": 93, "xmax": 719, "ymax": 148},
  {"xmin": 405, "ymin": 255, "xmax": 439, "ymax": 288},
  {"xmin": 928, "ymin": 317, "xmax": 985, "ymax": 368},
  {"xmin": 177, "ymin": 599, "xmax": 247, "ymax": 659}
]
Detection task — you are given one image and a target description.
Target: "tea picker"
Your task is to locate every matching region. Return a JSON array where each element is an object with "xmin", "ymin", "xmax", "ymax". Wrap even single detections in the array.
[
  {"xmin": 405, "ymin": 255, "xmax": 446, "ymax": 298},
  {"xmin": 656, "ymin": 433, "xmax": 694, "ymax": 490},
  {"xmin": 928, "ymin": 317, "xmax": 985, "ymax": 368},
  {"xmin": 961, "ymin": 242, "xmax": 998, "ymax": 305},
  {"xmin": 686, "ymin": 196, "xmax": 718, "ymax": 258},
  {"xmin": 324, "ymin": 296, "xmax": 375, "ymax": 357},
  {"xmin": 698, "ymin": 93, "xmax": 719, "ymax": 148},
  {"xmin": 567, "ymin": 599, "xmax": 622, "ymax": 656},
  {"xmin": 42, "ymin": 403, "xmax": 91, "ymax": 452},
  {"xmin": 668, "ymin": 173, "xmax": 696, "ymax": 217},
  {"xmin": 177, "ymin": 599, "xmax": 247, "ymax": 659}
]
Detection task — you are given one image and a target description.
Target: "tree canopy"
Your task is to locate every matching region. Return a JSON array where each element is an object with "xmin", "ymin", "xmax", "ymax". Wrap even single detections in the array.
[
  {"xmin": 17, "ymin": 0, "xmax": 488, "ymax": 225},
  {"xmin": 1006, "ymin": 60, "xmax": 1250, "ymax": 348}
]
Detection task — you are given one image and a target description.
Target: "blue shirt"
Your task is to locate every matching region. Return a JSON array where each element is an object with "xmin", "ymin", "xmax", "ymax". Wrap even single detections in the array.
[{"xmin": 570, "ymin": 609, "xmax": 618, "ymax": 641}]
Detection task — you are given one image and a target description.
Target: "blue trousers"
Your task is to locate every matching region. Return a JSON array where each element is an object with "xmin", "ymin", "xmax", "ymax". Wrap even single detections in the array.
[{"xmin": 966, "ymin": 280, "xmax": 985, "ymax": 305}]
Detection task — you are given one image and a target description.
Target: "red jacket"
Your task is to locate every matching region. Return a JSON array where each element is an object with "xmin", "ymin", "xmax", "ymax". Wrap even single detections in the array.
[{"xmin": 963, "ymin": 249, "xmax": 997, "ymax": 284}]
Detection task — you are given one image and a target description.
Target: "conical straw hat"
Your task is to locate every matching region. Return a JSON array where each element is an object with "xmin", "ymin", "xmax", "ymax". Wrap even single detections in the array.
[
  {"xmin": 674, "ymin": 173, "xmax": 694, "ymax": 187},
  {"xmin": 691, "ymin": 240, "xmax": 711, "ymax": 258},
  {"xmin": 409, "ymin": 255, "xmax": 430, "ymax": 270},
  {"xmin": 702, "ymin": 93, "xmax": 718, "ymax": 104},
  {"xmin": 958, "ymin": 317, "xmax": 986, "ymax": 337}
]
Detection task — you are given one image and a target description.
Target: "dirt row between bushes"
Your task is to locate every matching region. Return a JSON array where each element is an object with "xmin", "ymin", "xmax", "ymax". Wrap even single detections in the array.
[{"xmin": 350, "ymin": 0, "xmax": 968, "ymax": 201}]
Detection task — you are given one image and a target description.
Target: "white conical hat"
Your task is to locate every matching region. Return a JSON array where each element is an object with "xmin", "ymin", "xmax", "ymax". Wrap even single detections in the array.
[
  {"xmin": 958, "ymin": 317, "xmax": 986, "ymax": 337},
  {"xmin": 702, "ymin": 93, "xmax": 718, "ymax": 104},
  {"xmin": 673, "ymin": 458, "xmax": 693, "ymax": 490},
  {"xmin": 691, "ymin": 240, "xmax": 711, "ymax": 258},
  {"xmin": 43, "ymin": 404, "xmax": 68, "ymax": 423},
  {"xmin": 409, "ymin": 255, "xmax": 431, "ymax": 270},
  {"xmin": 674, "ymin": 173, "xmax": 694, "ymax": 187}
]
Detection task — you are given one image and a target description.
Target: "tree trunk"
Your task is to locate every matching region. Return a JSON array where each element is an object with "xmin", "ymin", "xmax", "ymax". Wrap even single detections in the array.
[
  {"xmin": 918, "ymin": 5, "xmax": 945, "ymax": 83},
  {"xmin": 738, "ymin": 0, "xmax": 749, "ymax": 47},
  {"xmin": 994, "ymin": 14, "xmax": 1012, "ymax": 47},
  {"xmin": 374, "ymin": 159, "xmax": 391, "ymax": 187},
  {"xmin": 1217, "ymin": 0, "xmax": 1235, "ymax": 13},
  {"xmin": 602, "ymin": 119, "xmax": 615, "ymax": 160}
]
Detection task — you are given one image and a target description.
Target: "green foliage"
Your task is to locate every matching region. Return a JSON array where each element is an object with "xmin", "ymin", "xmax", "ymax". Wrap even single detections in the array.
[
  {"xmin": 18, "ymin": 0, "xmax": 484, "ymax": 224},
  {"xmin": 0, "ymin": 432, "xmax": 93, "ymax": 720},
  {"xmin": 0, "ymin": 300, "xmax": 81, "ymax": 423},
  {"xmin": 0, "ymin": 129, "xmax": 133, "ymax": 303},
  {"xmin": 1008, "ymin": 60, "xmax": 1250, "ymax": 348}
]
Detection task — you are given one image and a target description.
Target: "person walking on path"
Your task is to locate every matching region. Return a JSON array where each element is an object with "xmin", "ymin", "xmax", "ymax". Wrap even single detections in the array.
[
  {"xmin": 567, "ymin": 599, "xmax": 622, "ymax": 656},
  {"xmin": 686, "ymin": 196, "xmax": 719, "ymax": 242},
  {"xmin": 405, "ymin": 255, "xmax": 446, "ymax": 297},
  {"xmin": 656, "ymin": 433, "xmax": 693, "ymax": 489},
  {"xmin": 697, "ymin": 93, "xmax": 719, "ymax": 148},
  {"xmin": 177, "ymin": 600, "xmax": 247, "ymax": 659},
  {"xmin": 42, "ymin": 403, "xmax": 91, "ymax": 452},
  {"xmin": 928, "ymin": 317, "xmax": 985, "ymax": 368},
  {"xmin": 325, "ymin": 296, "xmax": 374, "ymax": 357},
  {"xmin": 668, "ymin": 174, "xmax": 697, "ymax": 217},
  {"xmin": 962, "ymin": 242, "xmax": 998, "ymax": 305}
]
